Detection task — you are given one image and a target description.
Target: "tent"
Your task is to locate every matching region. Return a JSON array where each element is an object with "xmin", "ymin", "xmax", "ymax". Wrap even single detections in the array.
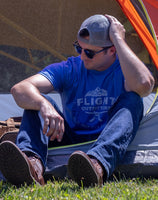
[
  {"xmin": 117, "ymin": 0, "xmax": 158, "ymax": 70},
  {"xmin": 0, "ymin": 0, "xmax": 158, "ymax": 93},
  {"xmin": 0, "ymin": 0, "xmax": 158, "ymax": 181}
]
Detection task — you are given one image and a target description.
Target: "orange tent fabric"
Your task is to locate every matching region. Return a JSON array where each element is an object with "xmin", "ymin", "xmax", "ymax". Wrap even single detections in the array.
[
  {"xmin": 116, "ymin": 0, "xmax": 158, "ymax": 70},
  {"xmin": 142, "ymin": 0, "xmax": 158, "ymax": 39}
]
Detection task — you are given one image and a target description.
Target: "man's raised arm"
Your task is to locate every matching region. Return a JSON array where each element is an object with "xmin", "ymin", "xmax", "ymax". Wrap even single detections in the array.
[{"xmin": 106, "ymin": 14, "xmax": 155, "ymax": 97}]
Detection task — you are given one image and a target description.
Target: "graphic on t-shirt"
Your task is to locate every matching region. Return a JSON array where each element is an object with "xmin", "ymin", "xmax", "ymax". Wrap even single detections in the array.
[{"xmin": 77, "ymin": 87, "xmax": 115, "ymax": 122}]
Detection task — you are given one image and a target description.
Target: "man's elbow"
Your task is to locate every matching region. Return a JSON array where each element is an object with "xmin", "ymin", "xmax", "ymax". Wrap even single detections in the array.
[
  {"xmin": 137, "ymin": 77, "xmax": 155, "ymax": 97},
  {"xmin": 11, "ymin": 84, "xmax": 19, "ymax": 97},
  {"xmin": 10, "ymin": 83, "xmax": 23, "ymax": 106}
]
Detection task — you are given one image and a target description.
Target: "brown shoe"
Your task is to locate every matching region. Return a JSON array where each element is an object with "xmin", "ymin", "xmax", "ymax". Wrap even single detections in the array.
[
  {"xmin": 68, "ymin": 151, "xmax": 104, "ymax": 187},
  {"xmin": 0, "ymin": 141, "xmax": 45, "ymax": 186},
  {"xmin": 27, "ymin": 156, "xmax": 45, "ymax": 185}
]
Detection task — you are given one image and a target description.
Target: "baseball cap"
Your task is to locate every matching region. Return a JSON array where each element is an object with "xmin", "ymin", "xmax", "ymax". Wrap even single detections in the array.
[{"xmin": 77, "ymin": 14, "xmax": 113, "ymax": 47}]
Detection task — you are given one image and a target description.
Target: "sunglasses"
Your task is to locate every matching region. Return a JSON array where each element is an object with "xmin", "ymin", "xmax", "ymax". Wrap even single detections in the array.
[{"xmin": 73, "ymin": 41, "xmax": 112, "ymax": 59}]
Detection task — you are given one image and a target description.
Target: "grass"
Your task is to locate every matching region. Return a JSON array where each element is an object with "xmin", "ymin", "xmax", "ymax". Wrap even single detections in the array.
[{"xmin": 0, "ymin": 177, "xmax": 158, "ymax": 200}]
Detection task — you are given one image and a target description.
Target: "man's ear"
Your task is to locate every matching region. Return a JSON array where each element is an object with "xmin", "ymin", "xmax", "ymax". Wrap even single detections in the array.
[{"xmin": 109, "ymin": 46, "xmax": 116, "ymax": 55}]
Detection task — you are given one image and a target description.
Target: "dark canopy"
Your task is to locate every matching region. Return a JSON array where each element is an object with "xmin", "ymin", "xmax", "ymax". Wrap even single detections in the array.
[{"xmin": 0, "ymin": 0, "xmax": 157, "ymax": 93}]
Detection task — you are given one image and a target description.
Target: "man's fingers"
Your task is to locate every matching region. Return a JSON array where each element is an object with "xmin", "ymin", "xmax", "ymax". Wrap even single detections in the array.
[
  {"xmin": 105, "ymin": 14, "xmax": 114, "ymax": 23},
  {"xmin": 105, "ymin": 14, "xmax": 125, "ymax": 41},
  {"xmin": 48, "ymin": 117, "xmax": 64, "ymax": 141},
  {"xmin": 40, "ymin": 101, "xmax": 65, "ymax": 141},
  {"xmin": 57, "ymin": 131, "xmax": 64, "ymax": 142},
  {"xmin": 43, "ymin": 118, "xmax": 49, "ymax": 134},
  {"xmin": 46, "ymin": 119, "xmax": 56, "ymax": 137},
  {"xmin": 56, "ymin": 121, "xmax": 65, "ymax": 142},
  {"xmin": 105, "ymin": 14, "xmax": 118, "ymax": 22}
]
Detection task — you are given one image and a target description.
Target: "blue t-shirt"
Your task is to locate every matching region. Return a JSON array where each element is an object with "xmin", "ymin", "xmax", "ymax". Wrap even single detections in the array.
[{"xmin": 39, "ymin": 56, "xmax": 125, "ymax": 135}]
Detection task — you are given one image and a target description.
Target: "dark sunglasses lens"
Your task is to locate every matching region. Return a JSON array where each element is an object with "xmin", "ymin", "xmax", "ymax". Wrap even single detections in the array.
[
  {"xmin": 75, "ymin": 45, "xmax": 82, "ymax": 54},
  {"xmin": 74, "ymin": 43, "xmax": 95, "ymax": 59},
  {"xmin": 84, "ymin": 50, "xmax": 95, "ymax": 59}
]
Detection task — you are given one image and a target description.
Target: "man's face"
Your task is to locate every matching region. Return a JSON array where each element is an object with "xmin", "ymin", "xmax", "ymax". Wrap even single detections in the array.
[{"xmin": 78, "ymin": 40, "xmax": 115, "ymax": 71}]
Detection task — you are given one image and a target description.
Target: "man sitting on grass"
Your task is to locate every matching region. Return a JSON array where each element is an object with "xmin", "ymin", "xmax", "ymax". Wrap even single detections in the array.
[{"xmin": 0, "ymin": 14, "xmax": 154, "ymax": 187}]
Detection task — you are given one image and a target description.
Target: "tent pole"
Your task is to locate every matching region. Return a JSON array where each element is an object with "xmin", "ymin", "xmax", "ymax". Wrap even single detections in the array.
[
  {"xmin": 0, "ymin": 13, "xmax": 67, "ymax": 61},
  {"xmin": 0, "ymin": 50, "xmax": 41, "ymax": 71}
]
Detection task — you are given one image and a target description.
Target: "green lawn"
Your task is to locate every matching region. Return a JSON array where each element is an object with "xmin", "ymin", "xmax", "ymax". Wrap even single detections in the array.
[{"xmin": 0, "ymin": 177, "xmax": 158, "ymax": 200}]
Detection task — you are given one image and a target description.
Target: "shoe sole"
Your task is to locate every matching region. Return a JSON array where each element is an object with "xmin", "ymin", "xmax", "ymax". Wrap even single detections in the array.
[
  {"xmin": 0, "ymin": 141, "xmax": 34, "ymax": 186},
  {"xmin": 68, "ymin": 151, "xmax": 99, "ymax": 187}
]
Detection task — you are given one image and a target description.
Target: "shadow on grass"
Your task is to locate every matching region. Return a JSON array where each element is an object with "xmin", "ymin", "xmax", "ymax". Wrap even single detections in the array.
[
  {"xmin": 0, "ymin": 177, "xmax": 80, "ymax": 197},
  {"xmin": 109, "ymin": 171, "xmax": 158, "ymax": 185},
  {"xmin": 0, "ymin": 180, "xmax": 15, "ymax": 196}
]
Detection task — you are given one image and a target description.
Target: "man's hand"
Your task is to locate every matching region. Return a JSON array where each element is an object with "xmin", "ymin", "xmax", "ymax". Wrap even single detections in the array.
[
  {"xmin": 40, "ymin": 100, "xmax": 65, "ymax": 142},
  {"xmin": 11, "ymin": 74, "xmax": 65, "ymax": 141},
  {"xmin": 105, "ymin": 14, "xmax": 125, "ymax": 43}
]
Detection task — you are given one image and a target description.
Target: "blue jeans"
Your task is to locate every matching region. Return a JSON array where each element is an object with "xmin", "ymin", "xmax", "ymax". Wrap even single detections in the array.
[{"xmin": 16, "ymin": 91, "xmax": 143, "ymax": 179}]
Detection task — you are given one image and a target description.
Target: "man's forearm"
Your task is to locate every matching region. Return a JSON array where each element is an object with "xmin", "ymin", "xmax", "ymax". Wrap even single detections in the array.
[
  {"xmin": 113, "ymin": 37, "xmax": 154, "ymax": 96},
  {"xmin": 11, "ymin": 81, "xmax": 47, "ymax": 110}
]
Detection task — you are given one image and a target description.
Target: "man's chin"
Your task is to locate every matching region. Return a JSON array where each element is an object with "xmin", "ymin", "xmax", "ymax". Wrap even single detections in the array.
[
  {"xmin": 84, "ymin": 65, "xmax": 92, "ymax": 70},
  {"xmin": 84, "ymin": 61, "xmax": 92, "ymax": 69}
]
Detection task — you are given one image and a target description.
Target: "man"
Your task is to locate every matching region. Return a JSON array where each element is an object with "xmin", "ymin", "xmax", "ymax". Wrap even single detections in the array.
[{"xmin": 0, "ymin": 14, "xmax": 154, "ymax": 187}]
